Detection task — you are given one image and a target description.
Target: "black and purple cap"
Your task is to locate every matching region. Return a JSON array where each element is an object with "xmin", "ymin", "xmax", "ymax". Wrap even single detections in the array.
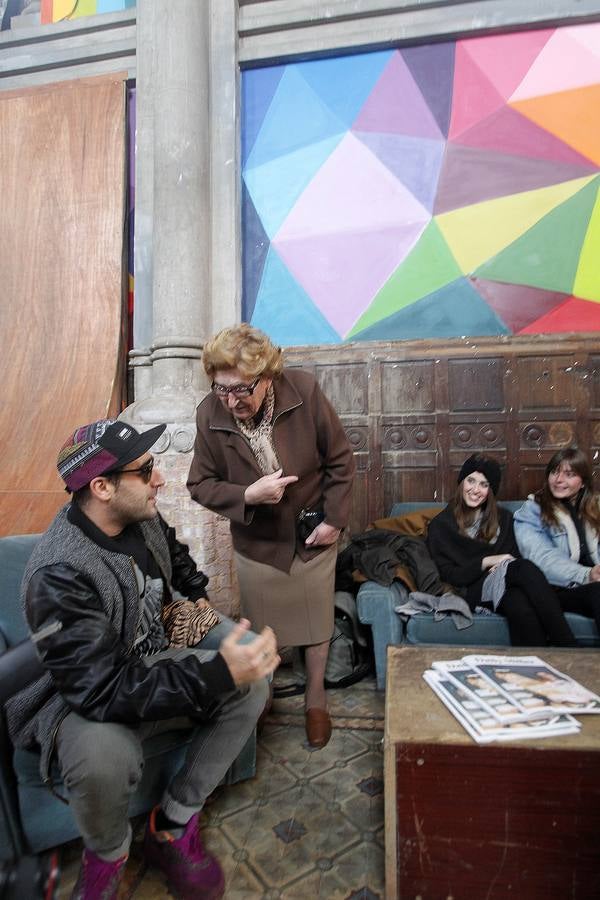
[{"xmin": 57, "ymin": 419, "xmax": 166, "ymax": 492}]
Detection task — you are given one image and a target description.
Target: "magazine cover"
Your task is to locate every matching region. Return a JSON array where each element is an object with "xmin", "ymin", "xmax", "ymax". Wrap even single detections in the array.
[
  {"xmin": 424, "ymin": 670, "xmax": 580, "ymax": 743},
  {"xmin": 431, "ymin": 658, "xmax": 534, "ymax": 723},
  {"xmin": 464, "ymin": 654, "xmax": 600, "ymax": 715}
]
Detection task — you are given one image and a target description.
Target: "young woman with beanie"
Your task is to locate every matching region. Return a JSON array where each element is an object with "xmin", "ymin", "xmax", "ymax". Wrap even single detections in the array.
[
  {"xmin": 514, "ymin": 447, "xmax": 600, "ymax": 632},
  {"xmin": 426, "ymin": 454, "xmax": 576, "ymax": 647}
]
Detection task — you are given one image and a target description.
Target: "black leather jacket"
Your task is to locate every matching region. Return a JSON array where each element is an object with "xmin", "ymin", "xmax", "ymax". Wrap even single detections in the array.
[{"xmin": 7, "ymin": 506, "xmax": 235, "ymax": 777}]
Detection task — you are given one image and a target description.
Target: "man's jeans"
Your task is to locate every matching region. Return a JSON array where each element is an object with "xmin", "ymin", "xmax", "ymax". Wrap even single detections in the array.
[{"xmin": 55, "ymin": 617, "xmax": 268, "ymax": 859}]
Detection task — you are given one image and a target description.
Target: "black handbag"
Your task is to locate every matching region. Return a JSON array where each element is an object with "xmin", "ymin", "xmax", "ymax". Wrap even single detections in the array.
[{"xmin": 296, "ymin": 506, "xmax": 325, "ymax": 543}]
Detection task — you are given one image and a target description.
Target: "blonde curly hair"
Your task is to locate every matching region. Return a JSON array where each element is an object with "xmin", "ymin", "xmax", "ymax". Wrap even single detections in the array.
[{"xmin": 202, "ymin": 324, "xmax": 283, "ymax": 380}]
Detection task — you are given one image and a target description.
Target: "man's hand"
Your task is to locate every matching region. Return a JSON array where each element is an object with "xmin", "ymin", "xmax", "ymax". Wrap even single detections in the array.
[
  {"xmin": 244, "ymin": 469, "xmax": 298, "ymax": 506},
  {"xmin": 304, "ymin": 522, "xmax": 340, "ymax": 547},
  {"xmin": 219, "ymin": 619, "xmax": 279, "ymax": 686}
]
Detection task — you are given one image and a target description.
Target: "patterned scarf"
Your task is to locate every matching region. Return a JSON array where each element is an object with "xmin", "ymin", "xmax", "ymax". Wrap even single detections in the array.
[{"xmin": 236, "ymin": 383, "xmax": 281, "ymax": 475}]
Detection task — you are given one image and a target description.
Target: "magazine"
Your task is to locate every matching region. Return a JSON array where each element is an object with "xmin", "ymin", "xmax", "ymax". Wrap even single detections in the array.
[
  {"xmin": 463, "ymin": 655, "xmax": 600, "ymax": 715},
  {"xmin": 423, "ymin": 670, "xmax": 580, "ymax": 744},
  {"xmin": 431, "ymin": 658, "xmax": 535, "ymax": 723}
]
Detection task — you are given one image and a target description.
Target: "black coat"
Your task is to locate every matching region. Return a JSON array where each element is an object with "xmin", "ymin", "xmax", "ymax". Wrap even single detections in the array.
[
  {"xmin": 426, "ymin": 505, "xmax": 519, "ymax": 609},
  {"xmin": 336, "ymin": 529, "xmax": 446, "ymax": 593}
]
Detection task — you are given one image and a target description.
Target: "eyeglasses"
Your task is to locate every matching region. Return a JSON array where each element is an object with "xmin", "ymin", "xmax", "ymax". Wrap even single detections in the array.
[
  {"xmin": 211, "ymin": 376, "xmax": 261, "ymax": 398},
  {"xmin": 114, "ymin": 458, "xmax": 155, "ymax": 483}
]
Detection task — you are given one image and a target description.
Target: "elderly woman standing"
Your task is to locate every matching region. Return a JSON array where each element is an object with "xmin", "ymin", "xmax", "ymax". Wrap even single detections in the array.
[
  {"xmin": 187, "ymin": 325, "xmax": 355, "ymax": 748},
  {"xmin": 514, "ymin": 447, "xmax": 600, "ymax": 632}
]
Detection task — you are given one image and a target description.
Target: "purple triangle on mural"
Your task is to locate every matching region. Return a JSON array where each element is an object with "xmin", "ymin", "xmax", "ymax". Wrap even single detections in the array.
[
  {"xmin": 452, "ymin": 105, "xmax": 597, "ymax": 168},
  {"xmin": 354, "ymin": 131, "xmax": 445, "ymax": 212},
  {"xmin": 352, "ymin": 51, "xmax": 443, "ymax": 140},
  {"xmin": 401, "ymin": 42, "xmax": 455, "ymax": 138},
  {"xmin": 470, "ymin": 277, "xmax": 570, "ymax": 332},
  {"xmin": 434, "ymin": 144, "xmax": 599, "ymax": 214}
]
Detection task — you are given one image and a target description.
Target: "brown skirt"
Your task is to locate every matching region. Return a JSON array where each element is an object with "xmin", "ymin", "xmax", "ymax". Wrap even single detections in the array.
[{"xmin": 233, "ymin": 544, "xmax": 336, "ymax": 647}]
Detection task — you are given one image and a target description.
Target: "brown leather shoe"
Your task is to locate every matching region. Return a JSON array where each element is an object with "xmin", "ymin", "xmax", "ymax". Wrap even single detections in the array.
[{"xmin": 305, "ymin": 707, "xmax": 332, "ymax": 748}]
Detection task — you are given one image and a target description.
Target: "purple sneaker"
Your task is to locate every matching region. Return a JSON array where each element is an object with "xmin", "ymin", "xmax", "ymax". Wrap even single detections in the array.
[
  {"xmin": 70, "ymin": 848, "xmax": 127, "ymax": 900},
  {"xmin": 143, "ymin": 806, "xmax": 225, "ymax": 899}
]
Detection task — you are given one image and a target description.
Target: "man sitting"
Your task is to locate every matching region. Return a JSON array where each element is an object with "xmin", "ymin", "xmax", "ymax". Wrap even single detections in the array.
[{"xmin": 6, "ymin": 418, "xmax": 278, "ymax": 900}]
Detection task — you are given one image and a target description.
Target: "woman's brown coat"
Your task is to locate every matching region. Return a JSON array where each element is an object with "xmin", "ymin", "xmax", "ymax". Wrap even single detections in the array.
[{"xmin": 187, "ymin": 369, "xmax": 355, "ymax": 573}]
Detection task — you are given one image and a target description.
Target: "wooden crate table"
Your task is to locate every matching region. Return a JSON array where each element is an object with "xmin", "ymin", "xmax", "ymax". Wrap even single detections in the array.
[{"xmin": 384, "ymin": 646, "xmax": 600, "ymax": 900}]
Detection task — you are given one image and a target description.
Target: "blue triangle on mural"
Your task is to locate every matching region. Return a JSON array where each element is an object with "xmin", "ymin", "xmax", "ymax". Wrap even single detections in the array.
[
  {"xmin": 242, "ymin": 184, "xmax": 271, "ymax": 322},
  {"xmin": 349, "ymin": 278, "xmax": 510, "ymax": 341},
  {"xmin": 245, "ymin": 66, "xmax": 347, "ymax": 170},
  {"xmin": 401, "ymin": 42, "xmax": 455, "ymax": 138},
  {"xmin": 251, "ymin": 248, "xmax": 341, "ymax": 346},
  {"xmin": 243, "ymin": 133, "xmax": 343, "ymax": 238},
  {"xmin": 242, "ymin": 65, "xmax": 286, "ymax": 166},
  {"xmin": 296, "ymin": 50, "xmax": 392, "ymax": 129}
]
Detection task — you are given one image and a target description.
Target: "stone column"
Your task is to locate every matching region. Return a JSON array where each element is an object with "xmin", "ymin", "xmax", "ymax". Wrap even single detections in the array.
[{"xmin": 126, "ymin": 0, "xmax": 241, "ymax": 614}]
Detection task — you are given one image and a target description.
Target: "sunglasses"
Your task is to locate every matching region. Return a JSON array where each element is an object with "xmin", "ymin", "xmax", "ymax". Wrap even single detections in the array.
[
  {"xmin": 211, "ymin": 376, "xmax": 261, "ymax": 398},
  {"xmin": 114, "ymin": 458, "xmax": 155, "ymax": 483}
]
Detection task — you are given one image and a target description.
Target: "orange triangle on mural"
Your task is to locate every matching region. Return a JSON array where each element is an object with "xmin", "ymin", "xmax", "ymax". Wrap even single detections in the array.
[{"xmin": 511, "ymin": 85, "xmax": 600, "ymax": 167}]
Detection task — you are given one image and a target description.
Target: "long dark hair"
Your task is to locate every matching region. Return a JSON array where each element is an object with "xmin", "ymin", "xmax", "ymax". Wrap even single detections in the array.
[
  {"xmin": 451, "ymin": 472, "xmax": 500, "ymax": 542},
  {"xmin": 536, "ymin": 447, "xmax": 600, "ymax": 533}
]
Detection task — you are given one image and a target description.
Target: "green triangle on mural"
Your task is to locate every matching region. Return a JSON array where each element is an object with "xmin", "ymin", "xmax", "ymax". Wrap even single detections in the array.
[
  {"xmin": 347, "ymin": 219, "xmax": 462, "ymax": 337},
  {"xmin": 474, "ymin": 176, "xmax": 600, "ymax": 294}
]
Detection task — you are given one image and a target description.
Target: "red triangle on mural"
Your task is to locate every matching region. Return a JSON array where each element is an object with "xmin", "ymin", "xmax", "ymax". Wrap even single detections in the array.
[
  {"xmin": 471, "ymin": 278, "xmax": 569, "ymax": 332},
  {"xmin": 518, "ymin": 296, "xmax": 600, "ymax": 333},
  {"xmin": 448, "ymin": 43, "xmax": 506, "ymax": 139},
  {"xmin": 451, "ymin": 105, "xmax": 597, "ymax": 168}
]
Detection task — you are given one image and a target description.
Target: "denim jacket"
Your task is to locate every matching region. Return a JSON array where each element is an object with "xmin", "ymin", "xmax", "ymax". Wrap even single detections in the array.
[{"xmin": 513, "ymin": 496, "xmax": 599, "ymax": 587}]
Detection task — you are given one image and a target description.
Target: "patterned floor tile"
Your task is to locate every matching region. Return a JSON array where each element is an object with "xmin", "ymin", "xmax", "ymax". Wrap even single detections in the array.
[
  {"xmin": 259, "ymin": 722, "xmax": 371, "ymax": 780},
  {"xmin": 219, "ymin": 780, "xmax": 362, "ymax": 889},
  {"xmin": 275, "ymin": 838, "xmax": 386, "ymax": 899}
]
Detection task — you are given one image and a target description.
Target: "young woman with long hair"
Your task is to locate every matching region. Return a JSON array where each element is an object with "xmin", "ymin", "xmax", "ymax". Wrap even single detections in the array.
[
  {"xmin": 514, "ymin": 447, "xmax": 600, "ymax": 632},
  {"xmin": 426, "ymin": 454, "xmax": 576, "ymax": 647}
]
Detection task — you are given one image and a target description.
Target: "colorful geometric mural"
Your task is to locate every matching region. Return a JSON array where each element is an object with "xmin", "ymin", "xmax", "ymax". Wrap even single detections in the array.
[
  {"xmin": 241, "ymin": 24, "xmax": 600, "ymax": 346},
  {"xmin": 41, "ymin": 0, "xmax": 134, "ymax": 25}
]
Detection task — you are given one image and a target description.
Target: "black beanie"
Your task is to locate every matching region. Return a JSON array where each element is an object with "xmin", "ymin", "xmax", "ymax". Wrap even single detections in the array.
[{"xmin": 458, "ymin": 454, "xmax": 501, "ymax": 496}]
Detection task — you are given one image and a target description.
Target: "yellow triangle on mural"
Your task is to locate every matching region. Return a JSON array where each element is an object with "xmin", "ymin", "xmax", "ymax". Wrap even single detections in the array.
[
  {"xmin": 71, "ymin": 0, "xmax": 97, "ymax": 20},
  {"xmin": 52, "ymin": 0, "xmax": 75, "ymax": 20},
  {"xmin": 511, "ymin": 85, "xmax": 600, "ymax": 168},
  {"xmin": 435, "ymin": 176, "xmax": 596, "ymax": 273},
  {"xmin": 52, "ymin": 0, "xmax": 96, "ymax": 20},
  {"xmin": 574, "ymin": 183, "xmax": 600, "ymax": 303}
]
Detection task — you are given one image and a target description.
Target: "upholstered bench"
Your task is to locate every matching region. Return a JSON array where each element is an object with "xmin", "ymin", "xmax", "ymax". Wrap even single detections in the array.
[
  {"xmin": 0, "ymin": 534, "xmax": 256, "ymax": 861},
  {"xmin": 356, "ymin": 502, "xmax": 600, "ymax": 690}
]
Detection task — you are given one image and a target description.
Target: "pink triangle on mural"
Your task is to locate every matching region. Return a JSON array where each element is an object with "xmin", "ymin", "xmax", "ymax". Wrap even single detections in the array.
[
  {"xmin": 451, "ymin": 105, "xmax": 598, "ymax": 167},
  {"xmin": 448, "ymin": 42, "xmax": 506, "ymax": 139},
  {"xmin": 518, "ymin": 296, "xmax": 600, "ymax": 333},
  {"xmin": 511, "ymin": 28, "xmax": 600, "ymax": 101},
  {"xmin": 352, "ymin": 51, "xmax": 443, "ymax": 140},
  {"xmin": 470, "ymin": 278, "xmax": 570, "ymax": 332},
  {"xmin": 275, "ymin": 222, "xmax": 426, "ymax": 336},
  {"xmin": 461, "ymin": 29, "xmax": 554, "ymax": 101}
]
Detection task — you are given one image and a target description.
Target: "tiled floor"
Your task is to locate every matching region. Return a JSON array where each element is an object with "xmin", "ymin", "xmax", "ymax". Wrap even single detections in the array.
[{"xmin": 57, "ymin": 673, "xmax": 386, "ymax": 899}]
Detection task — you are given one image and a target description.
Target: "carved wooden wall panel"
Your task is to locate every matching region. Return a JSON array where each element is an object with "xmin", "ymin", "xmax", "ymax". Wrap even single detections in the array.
[{"xmin": 285, "ymin": 336, "xmax": 600, "ymax": 532}]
